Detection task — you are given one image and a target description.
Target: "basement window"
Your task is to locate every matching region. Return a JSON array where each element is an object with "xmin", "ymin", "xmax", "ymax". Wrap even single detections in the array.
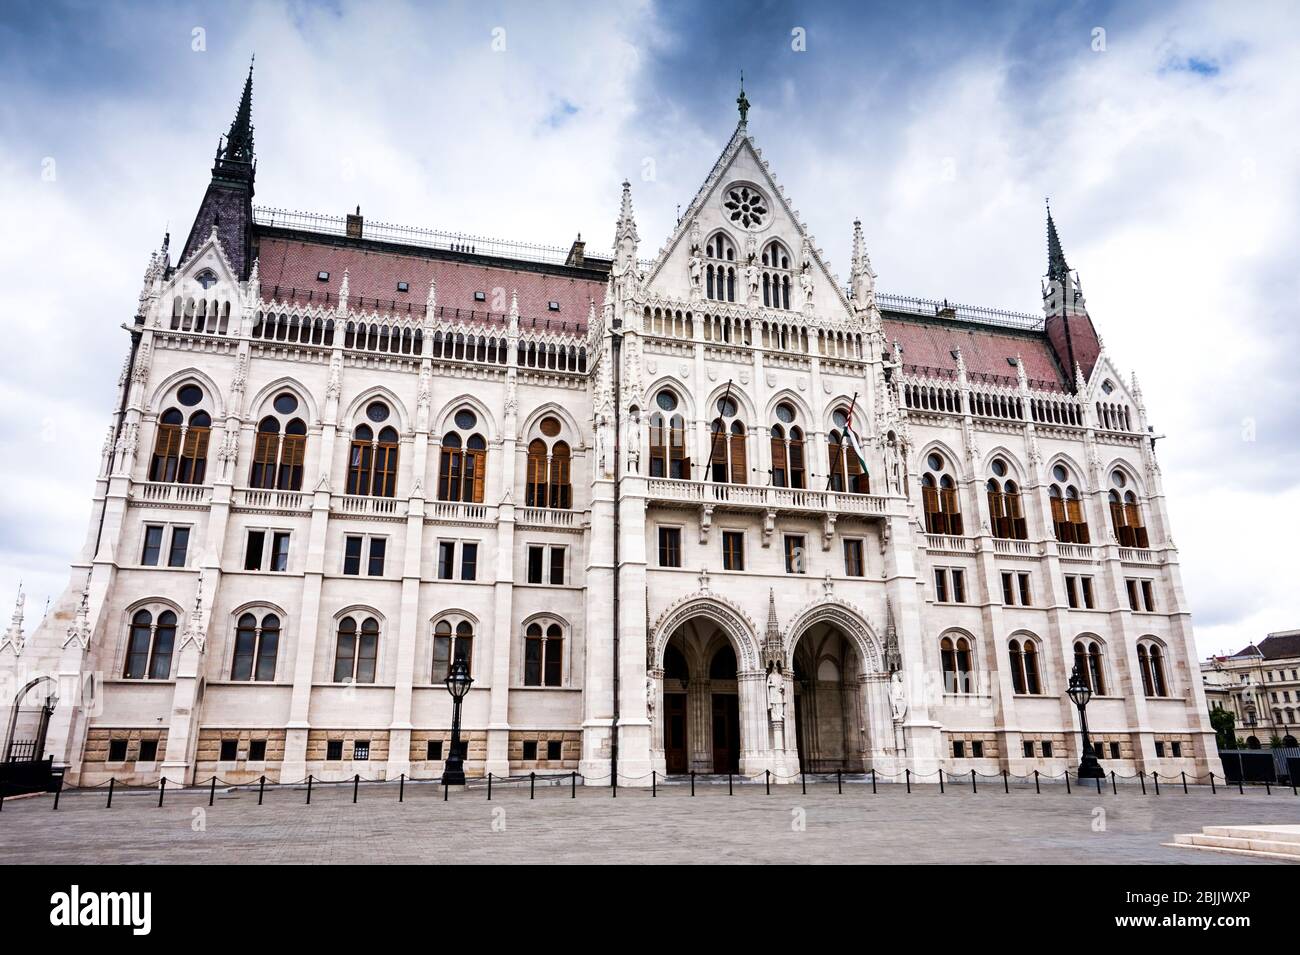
[
  {"xmin": 220, "ymin": 739, "xmax": 238, "ymax": 761},
  {"xmin": 548, "ymin": 301, "xmax": 560, "ymax": 311},
  {"xmin": 474, "ymin": 290, "xmax": 486, "ymax": 302},
  {"xmin": 397, "ymin": 281, "xmax": 409, "ymax": 293},
  {"xmin": 317, "ymin": 271, "xmax": 330, "ymax": 282},
  {"xmin": 138, "ymin": 739, "xmax": 158, "ymax": 761}
]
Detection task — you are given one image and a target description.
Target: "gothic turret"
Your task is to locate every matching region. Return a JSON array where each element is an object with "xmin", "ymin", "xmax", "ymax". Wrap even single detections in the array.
[
  {"xmin": 180, "ymin": 59, "xmax": 257, "ymax": 279},
  {"xmin": 1041, "ymin": 202, "xmax": 1101, "ymax": 392}
]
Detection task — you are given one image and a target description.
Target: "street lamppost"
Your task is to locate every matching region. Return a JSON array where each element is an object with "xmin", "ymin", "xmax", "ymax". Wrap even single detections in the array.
[
  {"xmin": 443, "ymin": 657, "xmax": 473, "ymax": 785},
  {"xmin": 1067, "ymin": 664, "xmax": 1105, "ymax": 779}
]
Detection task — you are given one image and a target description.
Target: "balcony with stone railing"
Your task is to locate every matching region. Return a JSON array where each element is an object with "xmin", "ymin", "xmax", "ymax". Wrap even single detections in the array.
[
  {"xmin": 515, "ymin": 506, "xmax": 583, "ymax": 530},
  {"xmin": 131, "ymin": 481, "xmax": 212, "ymax": 506},
  {"xmin": 646, "ymin": 477, "xmax": 888, "ymax": 519},
  {"xmin": 234, "ymin": 488, "xmax": 311, "ymax": 512}
]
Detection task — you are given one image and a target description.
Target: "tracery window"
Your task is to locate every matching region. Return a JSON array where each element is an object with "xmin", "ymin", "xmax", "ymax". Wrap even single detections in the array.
[
  {"xmin": 768, "ymin": 402, "xmax": 806, "ymax": 489},
  {"xmin": 708, "ymin": 394, "xmax": 747, "ymax": 484},
  {"xmin": 1008, "ymin": 637, "xmax": 1043, "ymax": 695},
  {"xmin": 1073, "ymin": 639, "xmax": 1107, "ymax": 695},
  {"xmin": 250, "ymin": 392, "xmax": 307, "ymax": 491},
  {"xmin": 649, "ymin": 389, "xmax": 690, "ymax": 479},
  {"xmin": 438, "ymin": 407, "xmax": 486, "ymax": 503},
  {"xmin": 1107, "ymin": 470, "xmax": 1149, "ymax": 548},
  {"xmin": 1137, "ymin": 641, "xmax": 1168, "ymax": 698},
  {"xmin": 941, "ymin": 634, "xmax": 974, "ymax": 694},
  {"xmin": 705, "ymin": 232, "xmax": 737, "ymax": 303},
  {"xmin": 150, "ymin": 385, "xmax": 212, "ymax": 484},
  {"xmin": 334, "ymin": 615, "xmax": 379, "ymax": 684},
  {"xmin": 525, "ymin": 416, "xmax": 571, "ymax": 508},
  {"xmin": 921, "ymin": 452, "xmax": 962, "ymax": 535},
  {"xmin": 761, "ymin": 240, "xmax": 792, "ymax": 310},
  {"xmin": 827, "ymin": 406, "xmax": 868, "ymax": 493},
  {"xmin": 986, "ymin": 458, "xmax": 1026, "ymax": 540},
  {"xmin": 1049, "ymin": 463, "xmax": 1089, "ymax": 543},
  {"xmin": 432, "ymin": 617, "xmax": 474, "ymax": 682}
]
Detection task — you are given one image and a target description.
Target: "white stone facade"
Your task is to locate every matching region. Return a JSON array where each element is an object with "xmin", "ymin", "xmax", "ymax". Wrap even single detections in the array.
[{"xmin": 0, "ymin": 92, "xmax": 1222, "ymax": 787}]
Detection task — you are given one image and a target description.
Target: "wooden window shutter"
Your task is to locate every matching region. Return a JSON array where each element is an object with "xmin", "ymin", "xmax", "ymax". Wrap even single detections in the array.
[
  {"xmin": 770, "ymin": 435, "xmax": 787, "ymax": 487},
  {"xmin": 729, "ymin": 429, "xmax": 747, "ymax": 484},
  {"xmin": 470, "ymin": 449, "xmax": 486, "ymax": 503}
]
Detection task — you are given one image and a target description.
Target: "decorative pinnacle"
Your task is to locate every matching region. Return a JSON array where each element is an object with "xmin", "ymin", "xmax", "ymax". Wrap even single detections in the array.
[
  {"xmin": 222, "ymin": 56, "xmax": 256, "ymax": 164},
  {"xmin": 1046, "ymin": 198, "xmax": 1070, "ymax": 282},
  {"xmin": 737, "ymin": 71, "xmax": 750, "ymax": 125},
  {"xmin": 765, "ymin": 588, "xmax": 779, "ymax": 639}
]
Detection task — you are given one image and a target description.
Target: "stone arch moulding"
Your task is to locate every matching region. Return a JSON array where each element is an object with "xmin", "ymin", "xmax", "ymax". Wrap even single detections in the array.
[
  {"xmin": 783, "ymin": 598, "xmax": 883, "ymax": 674},
  {"xmin": 649, "ymin": 591, "xmax": 762, "ymax": 673}
]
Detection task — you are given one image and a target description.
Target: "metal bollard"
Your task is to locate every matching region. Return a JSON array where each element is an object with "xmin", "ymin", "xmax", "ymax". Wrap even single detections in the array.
[
  {"xmin": 691, "ymin": 770, "xmax": 695, "ymax": 797},
  {"xmin": 971, "ymin": 769, "xmax": 977, "ymax": 794},
  {"xmin": 444, "ymin": 778, "xmax": 449, "ymax": 801},
  {"xmin": 1154, "ymin": 771, "xmax": 1160, "ymax": 796},
  {"xmin": 571, "ymin": 771, "xmax": 576, "ymax": 799},
  {"xmin": 158, "ymin": 777, "xmax": 166, "ymax": 807},
  {"xmin": 1034, "ymin": 769, "xmax": 1040, "ymax": 794},
  {"xmin": 905, "ymin": 768, "xmax": 911, "ymax": 794},
  {"xmin": 766, "ymin": 769, "xmax": 771, "ymax": 795},
  {"xmin": 530, "ymin": 772, "xmax": 535, "ymax": 800},
  {"xmin": 1111, "ymin": 771, "xmax": 1117, "ymax": 795},
  {"xmin": 1095, "ymin": 773, "xmax": 1102, "ymax": 795},
  {"xmin": 1065, "ymin": 772, "xmax": 1071, "ymax": 794},
  {"xmin": 612, "ymin": 773, "xmax": 617, "ymax": 799},
  {"xmin": 938, "ymin": 770, "xmax": 944, "ymax": 795},
  {"xmin": 1140, "ymin": 772, "xmax": 1146, "ymax": 795},
  {"xmin": 652, "ymin": 770, "xmax": 657, "ymax": 798},
  {"xmin": 106, "ymin": 777, "xmax": 115, "ymax": 809},
  {"xmin": 306, "ymin": 774, "xmax": 313, "ymax": 804},
  {"xmin": 838, "ymin": 770, "xmax": 843, "ymax": 795},
  {"xmin": 52, "ymin": 773, "xmax": 64, "ymax": 811},
  {"xmin": 400, "ymin": 773, "xmax": 406, "ymax": 803},
  {"xmin": 209, "ymin": 775, "xmax": 217, "ymax": 807},
  {"xmin": 801, "ymin": 771, "xmax": 806, "ymax": 795},
  {"xmin": 486, "ymin": 773, "xmax": 492, "ymax": 801},
  {"xmin": 259, "ymin": 774, "xmax": 266, "ymax": 805},
  {"xmin": 1238, "ymin": 774, "xmax": 1244, "ymax": 795},
  {"xmin": 1003, "ymin": 769, "xmax": 1009, "ymax": 794},
  {"xmin": 1182, "ymin": 771, "xmax": 1188, "ymax": 795},
  {"xmin": 728, "ymin": 772, "xmax": 733, "ymax": 796},
  {"xmin": 353, "ymin": 773, "xmax": 359, "ymax": 803},
  {"xmin": 872, "ymin": 767, "xmax": 877, "ymax": 794},
  {"xmin": 1210, "ymin": 772, "xmax": 1216, "ymax": 795}
]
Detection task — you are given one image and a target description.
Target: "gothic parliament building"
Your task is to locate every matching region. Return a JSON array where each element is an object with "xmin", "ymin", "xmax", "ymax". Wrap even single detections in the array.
[{"xmin": 1, "ymin": 68, "xmax": 1222, "ymax": 786}]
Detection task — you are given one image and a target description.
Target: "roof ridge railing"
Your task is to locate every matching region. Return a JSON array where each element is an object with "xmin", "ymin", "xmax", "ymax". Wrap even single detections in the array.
[
  {"xmin": 875, "ymin": 291, "xmax": 1045, "ymax": 332},
  {"xmin": 253, "ymin": 206, "xmax": 613, "ymax": 268}
]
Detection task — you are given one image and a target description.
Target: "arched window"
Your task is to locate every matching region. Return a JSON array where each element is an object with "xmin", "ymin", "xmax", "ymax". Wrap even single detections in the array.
[
  {"xmin": 249, "ymin": 392, "xmax": 308, "ymax": 490},
  {"xmin": 941, "ymin": 635, "xmax": 973, "ymax": 694},
  {"xmin": 649, "ymin": 389, "xmax": 689, "ymax": 479},
  {"xmin": 232, "ymin": 611, "xmax": 280, "ymax": 681},
  {"xmin": 827, "ymin": 406, "xmax": 868, "ymax": 494},
  {"xmin": 524, "ymin": 416, "xmax": 571, "ymax": 508},
  {"xmin": 347, "ymin": 404, "xmax": 400, "ymax": 498},
  {"xmin": 1009, "ymin": 637, "xmax": 1043, "ymax": 695},
  {"xmin": 921, "ymin": 452, "xmax": 962, "ymax": 535},
  {"xmin": 438, "ymin": 408, "xmax": 487, "ymax": 502},
  {"xmin": 1108, "ymin": 470, "xmax": 1150, "ymax": 548},
  {"xmin": 334, "ymin": 615, "xmax": 379, "ymax": 683},
  {"xmin": 768, "ymin": 403, "xmax": 807, "ymax": 489},
  {"xmin": 1073, "ymin": 640, "xmax": 1107, "ymax": 695},
  {"xmin": 432, "ymin": 617, "xmax": 474, "ymax": 682},
  {"xmin": 705, "ymin": 232, "xmax": 737, "ymax": 303},
  {"xmin": 524, "ymin": 620, "xmax": 564, "ymax": 686},
  {"xmin": 986, "ymin": 459, "xmax": 1026, "ymax": 539},
  {"xmin": 761, "ymin": 240, "xmax": 792, "ymax": 309},
  {"xmin": 1049, "ymin": 465, "xmax": 1090, "ymax": 544},
  {"xmin": 123, "ymin": 608, "xmax": 177, "ymax": 680},
  {"xmin": 707, "ymin": 394, "xmax": 747, "ymax": 484},
  {"xmin": 1138, "ymin": 641, "xmax": 1168, "ymax": 698},
  {"xmin": 150, "ymin": 399, "xmax": 211, "ymax": 485}
]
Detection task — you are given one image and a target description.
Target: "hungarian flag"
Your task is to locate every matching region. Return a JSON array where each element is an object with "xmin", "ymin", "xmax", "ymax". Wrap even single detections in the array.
[{"xmin": 843, "ymin": 404, "xmax": 870, "ymax": 474}]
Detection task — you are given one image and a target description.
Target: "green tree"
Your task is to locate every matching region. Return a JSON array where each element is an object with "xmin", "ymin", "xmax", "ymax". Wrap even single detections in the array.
[{"xmin": 1209, "ymin": 706, "xmax": 1236, "ymax": 750}]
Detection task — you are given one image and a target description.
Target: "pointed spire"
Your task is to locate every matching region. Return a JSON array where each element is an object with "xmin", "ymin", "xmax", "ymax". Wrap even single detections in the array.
[
  {"xmin": 849, "ymin": 218, "xmax": 876, "ymax": 307},
  {"xmin": 616, "ymin": 179, "xmax": 638, "ymax": 243},
  {"xmin": 222, "ymin": 56, "xmax": 256, "ymax": 166},
  {"xmin": 9, "ymin": 583, "xmax": 24, "ymax": 633},
  {"xmin": 765, "ymin": 588, "xmax": 780, "ymax": 640},
  {"xmin": 1046, "ymin": 198, "xmax": 1069, "ymax": 282},
  {"xmin": 338, "ymin": 268, "xmax": 350, "ymax": 310},
  {"xmin": 613, "ymin": 180, "xmax": 639, "ymax": 279},
  {"xmin": 736, "ymin": 71, "xmax": 750, "ymax": 127}
]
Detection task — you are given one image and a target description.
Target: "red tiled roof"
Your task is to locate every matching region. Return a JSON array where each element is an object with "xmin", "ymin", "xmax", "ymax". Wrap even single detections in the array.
[
  {"xmin": 883, "ymin": 317, "xmax": 1066, "ymax": 391},
  {"xmin": 254, "ymin": 236, "xmax": 603, "ymax": 333}
]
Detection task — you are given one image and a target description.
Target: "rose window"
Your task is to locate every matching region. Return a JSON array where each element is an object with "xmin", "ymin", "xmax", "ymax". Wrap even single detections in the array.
[{"xmin": 724, "ymin": 186, "xmax": 767, "ymax": 228}]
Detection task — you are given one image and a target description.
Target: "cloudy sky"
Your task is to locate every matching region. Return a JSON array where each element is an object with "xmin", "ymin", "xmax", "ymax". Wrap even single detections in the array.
[{"xmin": 1, "ymin": 0, "xmax": 1296, "ymax": 656}]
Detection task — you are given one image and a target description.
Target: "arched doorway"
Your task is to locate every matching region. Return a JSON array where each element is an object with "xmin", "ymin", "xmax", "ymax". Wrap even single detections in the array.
[
  {"xmin": 3, "ymin": 676, "xmax": 57, "ymax": 763},
  {"xmin": 790, "ymin": 623, "xmax": 865, "ymax": 772},
  {"xmin": 660, "ymin": 622, "xmax": 744, "ymax": 774}
]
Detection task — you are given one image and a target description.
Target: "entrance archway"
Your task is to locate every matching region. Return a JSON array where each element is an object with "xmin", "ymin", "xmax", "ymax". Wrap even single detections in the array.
[
  {"xmin": 3, "ymin": 676, "xmax": 57, "ymax": 763},
  {"xmin": 657, "ymin": 618, "xmax": 752, "ymax": 774},
  {"xmin": 790, "ymin": 623, "xmax": 864, "ymax": 772}
]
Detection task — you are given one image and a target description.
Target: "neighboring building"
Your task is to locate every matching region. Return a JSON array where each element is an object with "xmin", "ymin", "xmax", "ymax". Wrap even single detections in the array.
[
  {"xmin": 1201, "ymin": 631, "xmax": 1300, "ymax": 748},
  {"xmin": 0, "ymin": 69, "xmax": 1222, "ymax": 786}
]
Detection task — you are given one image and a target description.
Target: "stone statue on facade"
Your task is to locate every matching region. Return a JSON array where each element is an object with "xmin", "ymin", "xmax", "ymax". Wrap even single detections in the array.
[
  {"xmin": 890, "ymin": 671, "xmax": 907, "ymax": 722},
  {"xmin": 766, "ymin": 663, "xmax": 786, "ymax": 723},
  {"xmin": 626, "ymin": 406, "xmax": 642, "ymax": 473}
]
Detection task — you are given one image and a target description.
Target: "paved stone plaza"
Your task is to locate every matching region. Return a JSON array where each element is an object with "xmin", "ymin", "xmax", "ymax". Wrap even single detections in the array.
[{"xmin": 0, "ymin": 778, "xmax": 1293, "ymax": 863}]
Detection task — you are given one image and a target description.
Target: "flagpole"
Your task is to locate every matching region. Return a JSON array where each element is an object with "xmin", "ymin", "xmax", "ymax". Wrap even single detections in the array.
[
  {"xmin": 826, "ymin": 391, "xmax": 860, "ymax": 491},
  {"xmin": 701, "ymin": 378, "xmax": 734, "ymax": 482}
]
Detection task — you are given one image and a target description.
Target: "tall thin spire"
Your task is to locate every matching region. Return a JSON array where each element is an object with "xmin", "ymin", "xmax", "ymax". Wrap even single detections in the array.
[
  {"xmin": 222, "ymin": 56, "xmax": 256, "ymax": 166},
  {"xmin": 1046, "ymin": 198, "xmax": 1069, "ymax": 283}
]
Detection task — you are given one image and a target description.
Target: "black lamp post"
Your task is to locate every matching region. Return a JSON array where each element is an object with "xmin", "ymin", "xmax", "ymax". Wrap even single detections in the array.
[
  {"xmin": 443, "ymin": 657, "xmax": 473, "ymax": 785},
  {"xmin": 1067, "ymin": 664, "xmax": 1105, "ymax": 779}
]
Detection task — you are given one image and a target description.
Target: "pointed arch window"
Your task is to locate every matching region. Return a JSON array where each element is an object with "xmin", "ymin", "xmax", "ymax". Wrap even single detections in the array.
[
  {"xmin": 1009, "ymin": 637, "xmax": 1043, "ymax": 695},
  {"xmin": 649, "ymin": 390, "xmax": 690, "ymax": 479},
  {"xmin": 1073, "ymin": 640, "xmax": 1107, "ymax": 695},
  {"xmin": 347, "ymin": 423, "xmax": 400, "ymax": 497},
  {"xmin": 706, "ymin": 396, "xmax": 748, "ymax": 485},
  {"xmin": 524, "ymin": 620, "xmax": 564, "ymax": 686},
  {"xmin": 1108, "ymin": 471, "xmax": 1149, "ymax": 548},
  {"xmin": 1137, "ymin": 642, "xmax": 1168, "ymax": 698},
  {"xmin": 921, "ymin": 452, "xmax": 962, "ymax": 535},
  {"xmin": 524, "ymin": 417, "xmax": 571, "ymax": 508},
  {"xmin": 1049, "ymin": 467, "xmax": 1089, "ymax": 544},
  {"xmin": 769, "ymin": 421, "xmax": 807, "ymax": 489},
  {"xmin": 705, "ymin": 233, "xmax": 737, "ymax": 303},
  {"xmin": 941, "ymin": 635, "xmax": 973, "ymax": 694},
  {"xmin": 250, "ymin": 406, "xmax": 308, "ymax": 491},
  {"xmin": 432, "ymin": 618, "xmax": 474, "ymax": 682},
  {"xmin": 232, "ymin": 611, "xmax": 280, "ymax": 681},
  {"xmin": 124, "ymin": 608, "xmax": 177, "ymax": 680},
  {"xmin": 334, "ymin": 615, "xmax": 379, "ymax": 684},
  {"xmin": 150, "ymin": 406, "xmax": 211, "ymax": 485}
]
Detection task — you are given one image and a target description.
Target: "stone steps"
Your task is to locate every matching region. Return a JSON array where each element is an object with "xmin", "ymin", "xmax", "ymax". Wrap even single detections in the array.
[{"xmin": 1167, "ymin": 825, "xmax": 1300, "ymax": 862}]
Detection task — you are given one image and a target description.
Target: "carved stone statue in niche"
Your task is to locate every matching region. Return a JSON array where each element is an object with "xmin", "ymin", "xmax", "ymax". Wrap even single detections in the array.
[{"xmin": 766, "ymin": 662, "xmax": 786, "ymax": 722}]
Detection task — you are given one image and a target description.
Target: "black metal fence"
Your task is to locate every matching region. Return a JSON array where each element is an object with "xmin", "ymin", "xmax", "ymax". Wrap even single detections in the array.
[{"xmin": 0, "ymin": 758, "xmax": 59, "ymax": 798}]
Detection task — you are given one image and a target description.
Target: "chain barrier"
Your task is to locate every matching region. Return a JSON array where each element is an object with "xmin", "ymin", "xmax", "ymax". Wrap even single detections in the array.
[{"xmin": 8, "ymin": 763, "xmax": 1293, "ymax": 813}]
